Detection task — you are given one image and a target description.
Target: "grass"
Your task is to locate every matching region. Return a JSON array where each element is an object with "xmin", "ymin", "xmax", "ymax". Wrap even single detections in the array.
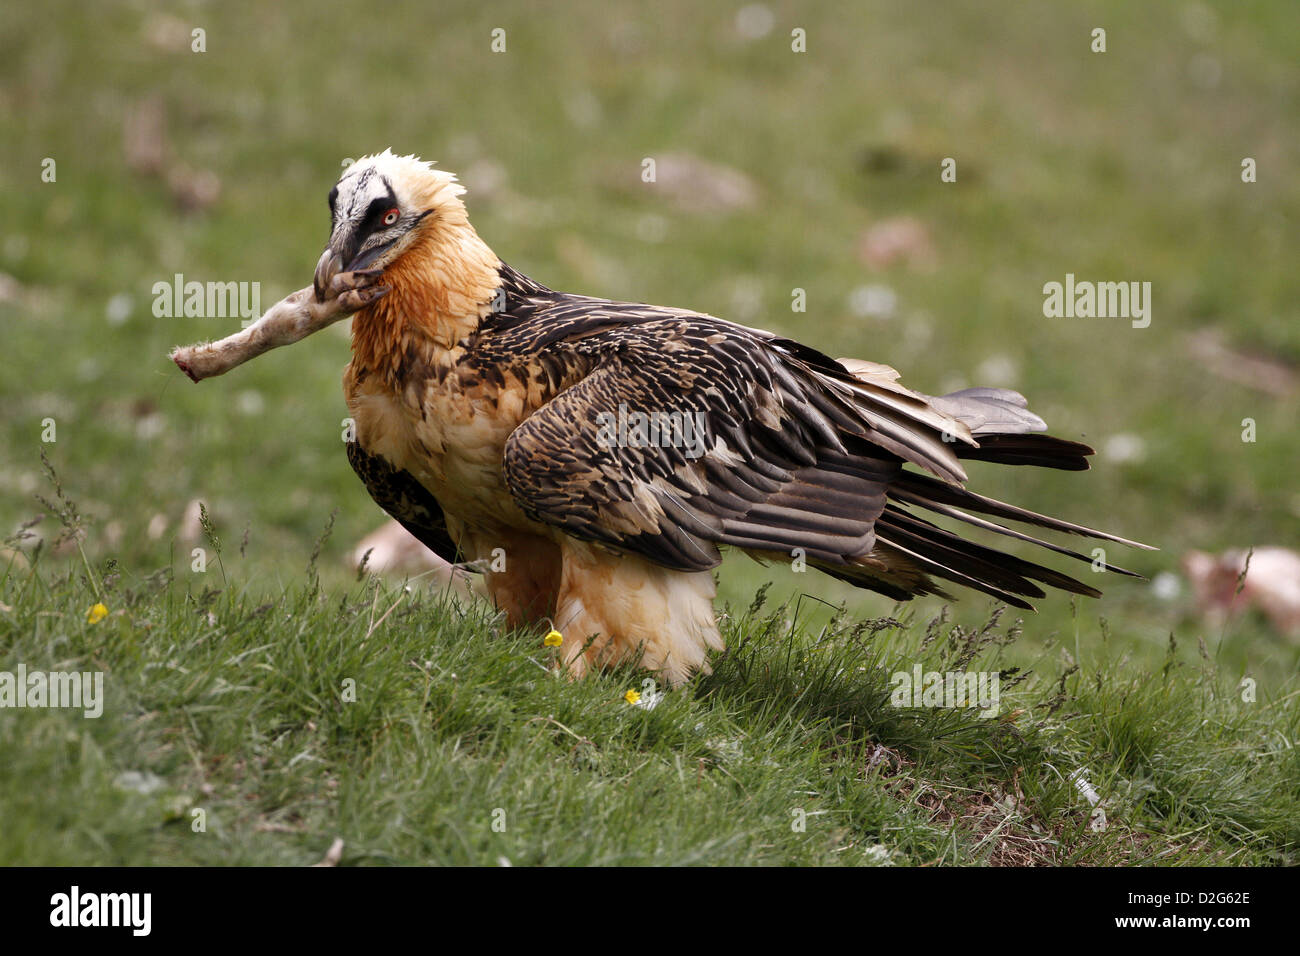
[
  {"xmin": 1, "ymin": 469, "xmax": 1296, "ymax": 865},
  {"xmin": 0, "ymin": 0, "xmax": 1297, "ymax": 864}
]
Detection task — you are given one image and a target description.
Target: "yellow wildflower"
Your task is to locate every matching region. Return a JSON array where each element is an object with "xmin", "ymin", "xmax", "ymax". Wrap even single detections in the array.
[
  {"xmin": 624, "ymin": 689, "xmax": 641, "ymax": 705},
  {"xmin": 543, "ymin": 629, "xmax": 563, "ymax": 648},
  {"xmin": 86, "ymin": 602, "xmax": 109, "ymax": 624}
]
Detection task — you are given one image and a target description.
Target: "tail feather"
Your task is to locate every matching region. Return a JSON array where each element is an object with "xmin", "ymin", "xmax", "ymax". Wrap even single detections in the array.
[
  {"xmin": 956, "ymin": 433, "xmax": 1092, "ymax": 471},
  {"xmin": 929, "ymin": 386, "xmax": 1047, "ymax": 436},
  {"xmin": 810, "ymin": 364, "xmax": 1153, "ymax": 607},
  {"xmin": 835, "ymin": 434, "xmax": 1157, "ymax": 607},
  {"xmin": 814, "ymin": 559, "xmax": 950, "ymax": 603},
  {"xmin": 877, "ymin": 508, "xmax": 1104, "ymax": 601},
  {"xmin": 892, "ymin": 469, "xmax": 1155, "ymax": 551},
  {"xmin": 869, "ymin": 535, "xmax": 1041, "ymax": 610},
  {"xmin": 887, "ymin": 487, "xmax": 1144, "ymax": 578}
]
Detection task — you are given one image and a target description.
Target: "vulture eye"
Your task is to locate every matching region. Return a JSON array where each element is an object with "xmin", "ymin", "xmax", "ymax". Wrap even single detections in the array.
[{"xmin": 382, "ymin": 208, "xmax": 400, "ymax": 226}]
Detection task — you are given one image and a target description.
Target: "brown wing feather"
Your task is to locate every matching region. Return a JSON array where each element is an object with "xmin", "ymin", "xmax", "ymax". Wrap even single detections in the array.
[{"xmin": 501, "ymin": 319, "xmax": 897, "ymax": 573}]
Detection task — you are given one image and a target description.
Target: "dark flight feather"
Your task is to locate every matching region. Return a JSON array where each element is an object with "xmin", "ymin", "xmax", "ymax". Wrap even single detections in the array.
[{"xmin": 347, "ymin": 440, "xmax": 466, "ymax": 566}]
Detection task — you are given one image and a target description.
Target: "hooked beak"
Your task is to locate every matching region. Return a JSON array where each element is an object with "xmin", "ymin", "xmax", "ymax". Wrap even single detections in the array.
[
  {"xmin": 313, "ymin": 229, "xmax": 401, "ymax": 302},
  {"xmin": 313, "ymin": 245, "xmax": 346, "ymax": 303}
]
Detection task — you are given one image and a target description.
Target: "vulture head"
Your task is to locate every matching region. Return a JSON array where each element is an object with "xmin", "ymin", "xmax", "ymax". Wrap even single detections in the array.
[{"xmin": 313, "ymin": 149, "xmax": 468, "ymax": 302}]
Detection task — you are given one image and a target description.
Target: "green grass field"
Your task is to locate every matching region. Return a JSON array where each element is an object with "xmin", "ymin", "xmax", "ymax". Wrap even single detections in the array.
[{"xmin": 1, "ymin": 0, "xmax": 1297, "ymax": 864}]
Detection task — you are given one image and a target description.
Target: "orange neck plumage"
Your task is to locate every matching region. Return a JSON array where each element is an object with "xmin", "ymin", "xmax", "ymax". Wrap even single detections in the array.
[{"xmin": 349, "ymin": 216, "xmax": 501, "ymax": 384}]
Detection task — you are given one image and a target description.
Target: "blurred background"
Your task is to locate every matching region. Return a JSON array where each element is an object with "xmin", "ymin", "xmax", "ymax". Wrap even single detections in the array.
[{"xmin": 2, "ymin": 0, "xmax": 1297, "ymax": 673}]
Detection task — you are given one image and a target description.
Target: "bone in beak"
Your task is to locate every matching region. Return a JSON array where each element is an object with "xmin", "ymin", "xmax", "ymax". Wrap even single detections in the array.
[{"xmin": 314, "ymin": 247, "xmax": 345, "ymax": 302}]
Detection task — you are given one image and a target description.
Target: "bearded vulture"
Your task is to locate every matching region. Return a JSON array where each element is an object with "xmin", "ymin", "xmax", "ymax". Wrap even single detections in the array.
[{"xmin": 313, "ymin": 150, "xmax": 1151, "ymax": 685}]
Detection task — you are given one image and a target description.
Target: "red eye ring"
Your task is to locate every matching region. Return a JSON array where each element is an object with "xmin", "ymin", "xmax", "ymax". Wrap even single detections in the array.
[{"xmin": 382, "ymin": 208, "xmax": 400, "ymax": 226}]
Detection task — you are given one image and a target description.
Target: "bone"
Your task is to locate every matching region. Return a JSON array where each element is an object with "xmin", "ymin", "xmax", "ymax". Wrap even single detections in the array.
[{"xmin": 169, "ymin": 273, "xmax": 385, "ymax": 382}]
